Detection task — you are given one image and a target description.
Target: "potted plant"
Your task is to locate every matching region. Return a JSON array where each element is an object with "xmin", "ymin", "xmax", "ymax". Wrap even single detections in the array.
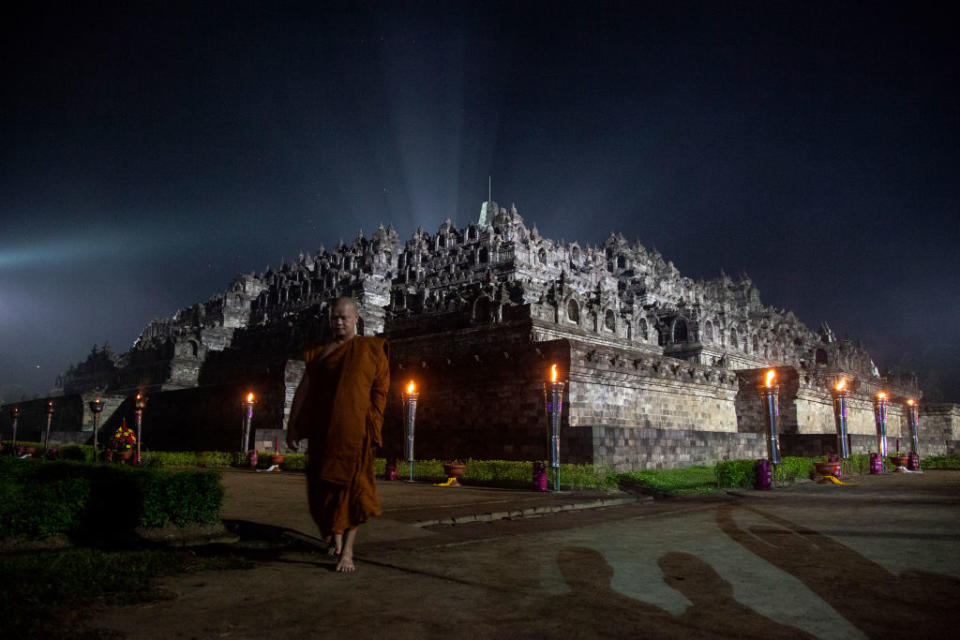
[
  {"xmin": 109, "ymin": 420, "xmax": 136, "ymax": 463},
  {"xmin": 813, "ymin": 459, "xmax": 842, "ymax": 482},
  {"xmin": 442, "ymin": 460, "xmax": 466, "ymax": 486},
  {"xmin": 889, "ymin": 449, "xmax": 909, "ymax": 470}
]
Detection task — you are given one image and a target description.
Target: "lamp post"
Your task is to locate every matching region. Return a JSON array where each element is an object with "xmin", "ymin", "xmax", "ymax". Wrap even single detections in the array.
[
  {"xmin": 831, "ymin": 378, "xmax": 851, "ymax": 459},
  {"xmin": 403, "ymin": 380, "xmax": 418, "ymax": 482},
  {"xmin": 9, "ymin": 406, "xmax": 19, "ymax": 448},
  {"xmin": 757, "ymin": 369, "xmax": 782, "ymax": 466},
  {"xmin": 545, "ymin": 364, "xmax": 565, "ymax": 493},
  {"xmin": 134, "ymin": 393, "xmax": 147, "ymax": 465},
  {"xmin": 241, "ymin": 392, "xmax": 256, "ymax": 454},
  {"xmin": 874, "ymin": 391, "xmax": 888, "ymax": 472},
  {"xmin": 43, "ymin": 400, "xmax": 54, "ymax": 453},
  {"xmin": 88, "ymin": 397, "xmax": 105, "ymax": 460}
]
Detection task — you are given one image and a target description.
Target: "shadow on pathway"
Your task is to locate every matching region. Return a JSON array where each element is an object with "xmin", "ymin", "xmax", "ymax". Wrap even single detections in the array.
[
  {"xmin": 534, "ymin": 546, "xmax": 815, "ymax": 639},
  {"xmin": 716, "ymin": 503, "xmax": 960, "ymax": 639}
]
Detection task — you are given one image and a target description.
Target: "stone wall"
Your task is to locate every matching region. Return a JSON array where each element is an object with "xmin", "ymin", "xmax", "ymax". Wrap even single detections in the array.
[
  {"xmin": 917, "ymin": 403, "xmax": 959, "ymax": 455},
  {"xmin": 567, "ymin": 342, "xmax": 740, "ymax": 434},
  {"xmin": 573, "ymin": 426, "xmax": 766, "ymax": 470},
  {"xmin": 381, "ymin": 328, "xmax": 568, "ymax": 463}
]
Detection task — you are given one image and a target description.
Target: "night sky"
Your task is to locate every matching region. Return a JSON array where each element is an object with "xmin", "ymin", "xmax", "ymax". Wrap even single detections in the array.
[{"xmin": 2, "ymin": 1, "xmax": 958, "ymax": 403}]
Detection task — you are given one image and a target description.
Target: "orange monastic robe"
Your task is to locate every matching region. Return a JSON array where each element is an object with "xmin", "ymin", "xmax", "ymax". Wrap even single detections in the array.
[{"xmin": 287, "ymin": 336, "xmax": 389, "ymax": 536}]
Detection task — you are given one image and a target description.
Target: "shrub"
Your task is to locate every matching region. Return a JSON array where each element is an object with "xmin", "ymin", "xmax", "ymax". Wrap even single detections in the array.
[
  {"xmin": 143, "ymin": 451, "xmax": 199, "ymax": 468},
  {"xmin": 921, "ymin": 453, "xmax": 960, "ymax": 470},
  {"xmin": 280, "ymin": 454, "xmax": 307, "ymax": 472},
  {"xmin": 0, "ymin": 458, "xmax": 224, "ymax": 540},
  {"xmin": 197, "ymin": 451, "xmax": 235, "ymax": 468},
  {"xmin": 775, "ymin": 456, "xmax": 815, "ymax": 484},
  {"xmin": 843, "ymin": 453, "xmax": 872, "ymax": 476},
  {"xmin": 59, "ymin": 445, "xmax": 94, "ymax": 463},
  {"xmin": 716, "ymin": 459, "xmax": 756, "ymax": 488}
]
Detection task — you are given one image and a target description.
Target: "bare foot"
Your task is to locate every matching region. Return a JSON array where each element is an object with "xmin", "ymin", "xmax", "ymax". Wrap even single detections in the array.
[
  {"xmin": 335, "ymin": 552, "xmax": 356, "ymax": 572},
  {"xmin": 335, "ymin": 529, "xmax": 358, "ymax": 572},
  {"xmin": 327, "ymin": 533, "xmax": 343, "ymax": 557}
]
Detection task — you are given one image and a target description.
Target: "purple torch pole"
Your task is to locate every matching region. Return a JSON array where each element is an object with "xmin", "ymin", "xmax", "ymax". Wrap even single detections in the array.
[
  {"xmin": 9, "ymin": 406, "xmax": 19, "ymax": 448},
  {"xmin": 906, "ymin": 398, "xmax": 920, "ymax": 454},
  {"xmin": 134, "ymin": 393, "xmax": 147, "ymax": 465},
  {"xmin": 43, "ymin": 400, "xmax": 54, "ymax": 453},
  {"xmin": 404, "ymin": 381, "xmax": 419, "ymax": 483},
  {"xmin": 875, "ymin": 391, "xmax": 888, "ymax": 470},
  {"xmin": 831, "ymin": 379, "xmax": 851, "ymax": 459},
  {"xmin": 757, "ymin": 369, "xmax": 782, "ymax": 466},
  {"xmin": 242, "ymin": 393, "xmax": 255, "ymax": 452},
  {"xmin": 547, "ymin": 364, "xmax": 565, "ymax": 493},
  {"xmin": 89, "ymin": 397, "xmax": 105, "ymax": 461}
]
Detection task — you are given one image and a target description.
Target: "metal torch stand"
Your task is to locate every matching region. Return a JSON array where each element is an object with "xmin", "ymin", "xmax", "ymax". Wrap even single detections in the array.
[
  {"xmin": 9, "ymin": 408, "xmax": 19, "ymax": 449},
  {"xmin": 548, "ymin": 381, "xmax": 565, "ymax": 493},
  {"xmin": 875, "ymin": 397, "xmax": 888, "ymax": 471},
  {"xmin": 832, "ymin": 392, "xmax": 851, "ymax": 460},
  {"xmin": 241, "ymin": 402, "xmax": 254, "ymax": 452},
  {"xmin": 135, "ymin": 410, "xmax": 143, "ymax": 464},
  {"xmin": 89, "ymin": 399, "xmax": 104, "ymax": 462},
  {"xmin": 907, "ymin": 404, "xmax": 920, "ymax": 456},
  {"xmin": 405, "ymin": 393, "xmax": 418, "ymax": 482},
  {"xmin": 43, "ymin": 403, "xmax": 54, "ymax": 454},
  {"xmin": 759, "ymin": 385, "xmax": 782, "ymax": 468}
]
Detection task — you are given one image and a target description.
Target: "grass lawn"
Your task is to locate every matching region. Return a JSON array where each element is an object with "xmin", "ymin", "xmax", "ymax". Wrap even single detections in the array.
[{"xmin": 616, "ymin": 465, "xmax": 719, "ymax": 496}]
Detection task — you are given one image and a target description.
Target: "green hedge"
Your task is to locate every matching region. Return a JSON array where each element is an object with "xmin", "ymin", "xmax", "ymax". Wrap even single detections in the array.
[
  {"xmin": 0, "ymin": 458, "xmax": 223, "ymax": 540},
  {"xmin": 716, "ymin": 456, "xmax": 819, "ymax": 488},
  {"xmin": 384, "ymin": 458, "xmax": 618, "ymax": 490},
  {"xmin": 921, "ymin": 453, "xmax": 960, "ymax": 470}
]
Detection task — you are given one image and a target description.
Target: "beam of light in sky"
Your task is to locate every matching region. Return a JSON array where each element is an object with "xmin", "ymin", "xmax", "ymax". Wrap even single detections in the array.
[
  {"xmin": 0, "ymin": 220, "xmax": 245, "ymax": 272},
  {"xmin": 378, "ymin": 20, "xmax": 470, "ymax": 229}
]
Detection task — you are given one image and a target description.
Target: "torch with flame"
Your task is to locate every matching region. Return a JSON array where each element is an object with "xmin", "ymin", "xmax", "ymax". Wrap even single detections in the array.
[
  {"xmin": 906, "ymin": 398, "xmax": 920, "ymax": 458},
  {"xmin": 831, "ymin": 378, "xmax": 850, "ymax": 459},
  {"xmin": 404, "ymin": 380, "xmax": 419, "ymax": 481},
  {"xmin": 545, "ymin": 363, "xmax": 565, "ymax": 492},
  {"xmin": 241, "ymin": 391, "xmax": 255, "ymax": 453},
  {"xmin": 757, "ymin": 369, "xmax": 781, "ymax": 466},
  {"xmin": 874, "ymin": 390, "xmax": 889, "ymax": 463}
]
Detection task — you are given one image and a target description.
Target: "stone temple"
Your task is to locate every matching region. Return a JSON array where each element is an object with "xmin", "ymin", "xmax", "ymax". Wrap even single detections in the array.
[{"xmin": 3, "ymin": 201, "xmax": 958, "ymax": 467}]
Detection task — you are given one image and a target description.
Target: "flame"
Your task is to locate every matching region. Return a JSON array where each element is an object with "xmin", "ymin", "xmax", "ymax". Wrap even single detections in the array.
[
  {"xmin": 835, "ymin": 378, "xmax": 847, "ymax": 392},
  {"xmin": 907, "ymin": 398, "xmax": 915, "ymax": 406},
  {"xmin": 877, "ymin": 391, "xmax": 887, "ymax": 400},
  {"xmin": 550, "ymin": 364, "xmax": 558, "ymax": 383},
  {"xmin": 246, "ymin": 393, "xmax": 254, "ymax": 403},
  {"xmin": 136, "ymin": 393, "xmax": 142, "ymax": 400},
  {"xmin": 406, "ymin": 380, "xmax": 416, "ymax": 394},
  {"xmin": 765, "ymin": 369, "xmax": 776, "ymax": 387}
]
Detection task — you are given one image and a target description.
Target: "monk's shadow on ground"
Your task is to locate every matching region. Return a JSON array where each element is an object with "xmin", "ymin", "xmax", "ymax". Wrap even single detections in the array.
[
  {"xmin": 221, "ymin": 519, "xmax": 340, "ymax": 570},
  {"xmin": 716, "ymin": 504, "xmax": 960, "ymax": 639},
  {"xmin": 531, "ymin": 546, "xmax": 815, "ymax": 639}
]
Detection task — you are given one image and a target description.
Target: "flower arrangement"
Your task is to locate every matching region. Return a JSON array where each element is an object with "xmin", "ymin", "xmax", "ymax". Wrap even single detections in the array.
[{"xmin": 110, "ymin": 419, "xmax": 136, "ymax": 451}]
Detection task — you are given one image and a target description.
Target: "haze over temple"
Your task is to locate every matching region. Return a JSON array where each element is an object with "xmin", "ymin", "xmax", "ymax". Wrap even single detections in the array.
[{"xmin": 3, "ymin": 201, "xmax": 958, "ymax": 465}]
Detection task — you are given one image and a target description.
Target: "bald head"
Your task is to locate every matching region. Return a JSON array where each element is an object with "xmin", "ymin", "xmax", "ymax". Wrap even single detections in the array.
[{"xmin": 330, "ymin": 297, "xmax": 359, "ymax": 340}]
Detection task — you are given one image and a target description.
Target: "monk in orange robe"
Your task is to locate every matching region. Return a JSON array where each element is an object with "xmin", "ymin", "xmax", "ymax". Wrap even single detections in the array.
[{"xmin": 287, "ymin": 296, "xmax": 389, "ymax": 572}]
